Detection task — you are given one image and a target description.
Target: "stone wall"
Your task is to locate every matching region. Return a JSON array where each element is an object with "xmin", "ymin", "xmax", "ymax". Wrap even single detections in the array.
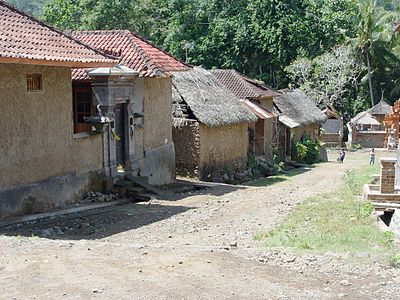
[
  {"xmin": 199, "ymin": 122, "xmax": 249, "ymax": 180},
  {"xmin": 172, "ymin": 120, "xmax": 201, "ymax": 178},
  {"xmin": 0, "ymin": 63, "xmax": 104, "ymax": 218}
]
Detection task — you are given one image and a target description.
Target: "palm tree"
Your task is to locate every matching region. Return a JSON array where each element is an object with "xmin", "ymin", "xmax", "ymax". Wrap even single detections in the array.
[{"xmin": 352, "ymin": 0, "xmax": 400, "ymax": 107}]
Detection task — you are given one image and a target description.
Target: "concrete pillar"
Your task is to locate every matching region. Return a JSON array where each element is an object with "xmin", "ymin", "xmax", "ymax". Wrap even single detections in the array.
[{"xmin": 381, "ymin": 158, "xmax": 397, "ymax": 194}]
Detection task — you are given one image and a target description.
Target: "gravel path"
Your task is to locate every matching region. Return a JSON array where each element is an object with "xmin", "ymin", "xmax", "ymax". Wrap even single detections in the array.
[{"xmin": 1, "ymin": 150, "xmax": 400, "ymax": 299}]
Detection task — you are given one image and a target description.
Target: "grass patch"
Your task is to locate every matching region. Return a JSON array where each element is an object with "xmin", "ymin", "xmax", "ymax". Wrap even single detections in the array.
[{"xmin": 255, "ymin": 164, "xmax": 397, "ymax": 257}]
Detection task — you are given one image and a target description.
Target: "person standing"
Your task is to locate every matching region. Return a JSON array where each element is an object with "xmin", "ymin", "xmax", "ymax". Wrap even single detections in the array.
[
  {"xmin": 338, "ymin": 149, "xmax": 346, "ymax": 163},
  {"xmin": 369, "ymin": 148, "xmax": 375, "ymax": 165}
]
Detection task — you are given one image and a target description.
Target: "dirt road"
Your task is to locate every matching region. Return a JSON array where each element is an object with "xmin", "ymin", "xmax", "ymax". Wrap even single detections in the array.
[{"xmin": 1, "ymin": 150, "xmax": 400, "ymax": 299}]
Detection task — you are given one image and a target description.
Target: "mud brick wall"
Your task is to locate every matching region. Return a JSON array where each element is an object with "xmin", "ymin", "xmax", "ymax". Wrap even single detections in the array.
[
  {"xmin": 199, "ymin": 122, "xmax": 248, "ymax": 180},
  {"xmin": 173, "ymin": 120, "xmax": 201, "ymax": 178},
  {"xmin": 381, "ymin": 159, "xmax": 396, "ymax": 194}
]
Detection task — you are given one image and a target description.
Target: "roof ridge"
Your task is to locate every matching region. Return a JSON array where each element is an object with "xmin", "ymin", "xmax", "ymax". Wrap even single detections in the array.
[{"xmin": 0, "ymin": 2, "xmax": 116, "ymax": 62}]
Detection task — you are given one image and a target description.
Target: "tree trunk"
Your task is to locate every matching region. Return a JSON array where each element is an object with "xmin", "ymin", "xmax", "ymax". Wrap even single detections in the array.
[{"xmin": 365, "ymin": 51, "xmax": 374, "ymax": 107}]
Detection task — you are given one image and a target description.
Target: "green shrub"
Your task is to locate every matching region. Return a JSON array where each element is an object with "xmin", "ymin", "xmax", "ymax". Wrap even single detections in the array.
[
  {"xmin": 295, "ymin": 143, "xmax": 307, "ymax": 162},
  {"xmin": 303, "ymin": 138, "xmax": 320, "ymax": 164},
  {"xmin": 293, "ymin": 137, "xmax": 320, "ymax": 164}
]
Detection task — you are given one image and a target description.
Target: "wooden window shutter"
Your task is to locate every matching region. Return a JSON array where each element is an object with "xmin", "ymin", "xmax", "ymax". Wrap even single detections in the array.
[{"xmin": 27, "ymin": 74, "xmax": 42, "ymax": 91}]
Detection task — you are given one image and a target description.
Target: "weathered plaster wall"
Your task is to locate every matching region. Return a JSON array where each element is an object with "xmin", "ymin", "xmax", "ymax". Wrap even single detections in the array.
[
  {"xmin": 141, "ymin": 77, "xmax": 175, "ymax": 185},
  {"xmin": 0, "ymin": 63, "xmax": 103, "ymax": 218},
  {"xmin": 143, "ymin": 77, "xmax": 172, "ymax": 149},
  {"xmin": 291, "ymin": 125, "xmax": 320, "ymax": 143},
  {"xmin": 199, "ymin": 123, "xmax": 248, "ymax": 179},
  {"xmin": 173, "ymin": 120, "xmax": 201, "ymax": 178},
  {"xmin": 263, "ymin": 118, "xmax": 275, "ymax": 160}
]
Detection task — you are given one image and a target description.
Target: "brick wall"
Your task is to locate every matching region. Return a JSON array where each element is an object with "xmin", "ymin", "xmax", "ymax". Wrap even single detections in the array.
[{"xmin": 381, "ymin": 158, "xmax": 396, "ymax": 194}]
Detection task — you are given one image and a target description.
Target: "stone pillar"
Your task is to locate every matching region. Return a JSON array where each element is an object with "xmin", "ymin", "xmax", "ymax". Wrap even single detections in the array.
[
  {"xmin": 88, "ymin": 66, "xmax": 138, "ymax": 178},
  {"xmin": 381, "ymin": 158, "xmax": 397, "ymax": 194}
]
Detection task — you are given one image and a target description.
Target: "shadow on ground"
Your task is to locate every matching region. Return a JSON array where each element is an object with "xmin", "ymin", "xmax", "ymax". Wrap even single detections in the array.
[
  {"xmin": 0, "ymin": 181, "xmax": 247, "ymax": 241},
  {"xmin": 245, "ymin": 166, "xmax": 315, "ymax": 187},
  {"xmin": 0, "ymin": 202, "xmax": 194, "ymax": 241}
]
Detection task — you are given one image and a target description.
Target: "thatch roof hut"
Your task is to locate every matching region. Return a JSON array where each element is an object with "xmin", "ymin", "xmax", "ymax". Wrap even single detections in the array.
[
  {"xmin": 368, "ymin": 99, "xmax": 391, "ymax": 116},
  {"xmin": 172, "ymin": 67, "xmax": 257, "ymax": 127},
  {"xmin": 172, "ymin": 67, "xmax": 257, "ymax": 180},
  {"xmin": 274, "ymin": 89, "xmax": 326, "ymax": 127}
]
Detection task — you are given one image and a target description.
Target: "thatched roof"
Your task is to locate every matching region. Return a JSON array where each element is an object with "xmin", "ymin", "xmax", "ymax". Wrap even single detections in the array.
[
  {"xmin": 350, "ymin": 111, "xmax": 381, "ymax": 126},
  {"xmin": 274, "ymin": 89, "xmax": 326, "ymax": 126},
  {"xmin": 368, "ymin": 99, "xmax": 391, "ymax": 116},
  {"xmin": 172, "ymin": 67, "xmax": 257, "ymax": 127}
]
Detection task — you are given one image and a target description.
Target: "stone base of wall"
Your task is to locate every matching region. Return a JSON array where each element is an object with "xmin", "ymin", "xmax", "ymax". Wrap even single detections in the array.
[
  {"xmin": 200, "ymin": 158, "xmax": 247, "ymax": 181},
  {"xmin": 0, "ymin": 171, "xmax": 105, "ymax": 220}
]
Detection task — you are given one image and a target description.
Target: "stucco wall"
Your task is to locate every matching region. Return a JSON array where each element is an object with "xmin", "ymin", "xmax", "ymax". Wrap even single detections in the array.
[
  {"xmin": 199, "ymin": 123, "xmax": 248, "ymax": 179},
  {"xmin": 141, "ymin": 77, "xmax": 175, "ymax": 185},
  {"xmin": 0, "ymin": 63, "xmax": 103, "ymax": 217},
  {"xmin": 143, "ymin": 77, "xmax": 173, "ymax": 150}
]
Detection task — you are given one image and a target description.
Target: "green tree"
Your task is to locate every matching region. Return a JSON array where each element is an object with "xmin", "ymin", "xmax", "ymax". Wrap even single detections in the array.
[
  {"xmin": 351, "ymin": 0, "xmax": 400, "ymax": 107},
  {"xmin": 6, "ymin": 0, "xmax": 50, "ymax": 17}
]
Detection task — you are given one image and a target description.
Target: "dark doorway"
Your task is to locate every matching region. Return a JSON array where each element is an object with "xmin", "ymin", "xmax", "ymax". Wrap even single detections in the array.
[
  {"xmin": 254, "ymin": 119, "xmax": 265, "ymax": 156},
  {"xmin": 115, "ymin": 103, "xmax": 127, "ymax": 170},
  {"xmin": 286, "ymin": 127, "xmax": 291, "ymax": 157}
]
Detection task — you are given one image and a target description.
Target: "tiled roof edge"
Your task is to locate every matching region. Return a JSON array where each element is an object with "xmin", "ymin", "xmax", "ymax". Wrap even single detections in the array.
[{"xmin": 0, "ymin": 2, "xmax": 116, "ymax": 62}]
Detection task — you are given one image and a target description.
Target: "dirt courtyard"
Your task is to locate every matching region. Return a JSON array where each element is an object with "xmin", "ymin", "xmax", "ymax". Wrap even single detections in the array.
[{"xmin": 1, "ymin": 150, "xmax": 400, "ymax": 299}]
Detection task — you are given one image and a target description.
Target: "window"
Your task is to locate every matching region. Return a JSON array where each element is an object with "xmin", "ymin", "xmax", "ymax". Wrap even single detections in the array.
[
  {"xmin": 73, "ymin": 84, "xmax": 95, "ymax": 133},
  {"xmin": 27, "ymin": 74, "xmax": 42, "ymax": 91}
]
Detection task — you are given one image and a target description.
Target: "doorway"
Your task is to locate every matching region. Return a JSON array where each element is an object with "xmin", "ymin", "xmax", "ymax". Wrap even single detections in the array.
[
  {"xmin": 115, "ymin": 103, "xmax": 127, "ymax": 171},
  {"xmin": 254, "ymin": 119, "xmax": 265, "ymax": 156}
]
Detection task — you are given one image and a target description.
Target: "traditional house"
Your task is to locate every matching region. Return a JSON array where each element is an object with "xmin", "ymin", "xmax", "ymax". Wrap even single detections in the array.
[
  {"xmin": 172, "ymin": 67, "xmax": 257, "ymax": 180},
  {"xmin": 69, "ymin": 30, "xmax": 190, "ymax": 185},
  {"xmin": 0, "ymin": 2, "xmax": 117, "ymax": 218},
  {"xmin": 211, "ymin": 69, "xmax": 280, "ymax": 160},
  {"xmin": 347, "ymin": 99, "xmax": 391, "ymax": 148},
  {"xmin": 274, "ymin": 89, "xmax": 326, "ymax": 161},
  {"xmin": 320, "ymin": 107, "xmax": 344, "ymax": 147}
]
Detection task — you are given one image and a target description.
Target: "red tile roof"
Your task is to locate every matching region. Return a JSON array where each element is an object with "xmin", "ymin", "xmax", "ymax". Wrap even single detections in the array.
[
  {"xmin": 0, "ymin": 1, "xmax": 116, "ymax": 67},
  {"xmin": 70, "ymin": 30, "xmax": 190, "ymax": 79},
  {"xmin": 211, "ymin": 69, "xmax": 280, "ymax": 100}
]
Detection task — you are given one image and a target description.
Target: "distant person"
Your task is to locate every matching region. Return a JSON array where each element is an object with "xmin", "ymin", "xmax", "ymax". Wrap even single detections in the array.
[
  {"xmin": 338, "ymin": 149, "xmax": 346, "ymax": 164},
  {"xmin": 388, "ymin": 134, "xmax": 395, "ymax": 150},
  {"xmin": 369, "ymin": 148, "xmax": 375, "ymax": 165}
]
